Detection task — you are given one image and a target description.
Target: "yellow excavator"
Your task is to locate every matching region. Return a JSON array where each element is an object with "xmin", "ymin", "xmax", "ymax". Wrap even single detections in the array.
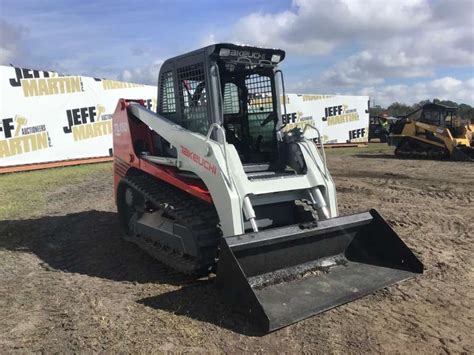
[{"xmin": 389, "ymin": 103, "xmax": 474, "ymax": 161}]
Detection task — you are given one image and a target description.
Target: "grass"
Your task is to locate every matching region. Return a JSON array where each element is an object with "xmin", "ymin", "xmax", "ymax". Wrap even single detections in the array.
[
  {"xmin": 324, "ymin": 142, "xmax": 394, "ymax": 156},
  {"xmin": 0, "ymin": 143, "xmax": 393, "ymax": 220},
  {"xmin": 0, "ymin": 162, "xmax": 112, "ymax": 220}
]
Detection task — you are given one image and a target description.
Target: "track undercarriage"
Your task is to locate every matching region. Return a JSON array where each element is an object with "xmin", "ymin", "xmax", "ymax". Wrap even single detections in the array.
[
  {"xmin": 117, "ymin": 171, "xmax": 221, "ymax": 275},
  {"xmin": 394, "ymin": 137, "xmax": 449, "ymax": 160}
]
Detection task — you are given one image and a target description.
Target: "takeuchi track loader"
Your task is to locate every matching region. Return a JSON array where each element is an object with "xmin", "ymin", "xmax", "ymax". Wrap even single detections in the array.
[
  {"xmin": 389, "ymin": 103, "xmax": 474, "ymax": 161},
  {"xmin": 112, "ymin": 43, "xmax": 423, "ymax": 332}
]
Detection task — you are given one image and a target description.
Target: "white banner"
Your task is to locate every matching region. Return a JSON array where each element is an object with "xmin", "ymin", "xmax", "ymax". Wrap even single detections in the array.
[
  {"xmin": 1, "ymin": 65, "xmax": 370, "ymax": 171},
  {"xmin": 0, "ymin": 65, "xmax": 156, "ymax": 168},
  {"xmin": 281, "ymin": 94, "xmax": 370, "ymax": 144}
]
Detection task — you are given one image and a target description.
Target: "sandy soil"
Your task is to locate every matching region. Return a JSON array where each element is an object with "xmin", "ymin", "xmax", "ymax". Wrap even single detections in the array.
[{"xmin": 1, "ymin": 149, "xmax": 473, "ymax": 353}]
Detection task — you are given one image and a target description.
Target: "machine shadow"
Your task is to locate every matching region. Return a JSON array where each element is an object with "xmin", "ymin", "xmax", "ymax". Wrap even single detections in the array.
[
  {"xmin": 353, "ymin": 153, "xmax": 398, "ymax": 160},
  {"xmin": 1, "ymin": 211, "xmax": 261, "ymax": 333},
  {"xmin": 0, "ymin": 210, "xmax": 195, "ymax": 285},
  {"xmin": 137, "ymin": 281, "xmax": 264, "ymax": 336}
]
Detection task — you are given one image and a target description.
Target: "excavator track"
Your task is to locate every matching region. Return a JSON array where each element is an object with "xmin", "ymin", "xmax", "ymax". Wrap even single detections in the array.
[{"xmin": 117, "ymin": 170, "xmax": 221, "ymax": 276}]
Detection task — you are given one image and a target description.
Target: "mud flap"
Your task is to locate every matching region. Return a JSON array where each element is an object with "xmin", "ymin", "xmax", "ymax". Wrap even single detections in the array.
[{"xmin": 216, "ymin": 209, "xmax": 423, "ymax": 332}]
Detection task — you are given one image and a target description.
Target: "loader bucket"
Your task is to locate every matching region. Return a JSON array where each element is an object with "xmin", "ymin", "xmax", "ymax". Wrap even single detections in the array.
[
  {"xmin": 216, "ymin": 209, "xmax": 423, "ymax": 332},
  {"xmin": 451, "ymin": 146, "xmax": 474, "ymax": 161}
]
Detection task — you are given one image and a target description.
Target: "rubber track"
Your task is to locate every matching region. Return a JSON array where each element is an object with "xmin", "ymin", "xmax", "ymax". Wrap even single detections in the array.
[
  {"xmin": 394, "ymin": 137, "xmax": 448, "ymax": 160},
  {"xmin": 120, "ymin": 170, "xmax": 221, "ymax": 276}
]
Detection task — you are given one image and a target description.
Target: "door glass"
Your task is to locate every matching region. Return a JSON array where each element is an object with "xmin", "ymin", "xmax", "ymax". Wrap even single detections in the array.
[
  {"xmin": 177, "ymin": 63, "xmax": 209, "ymax": 135},
  {"xmin": 245, "ymin": 74, "xmax": 274, "ymax": 152}
]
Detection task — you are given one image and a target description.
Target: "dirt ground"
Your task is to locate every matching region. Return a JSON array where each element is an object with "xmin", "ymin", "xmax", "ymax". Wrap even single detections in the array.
[{"xmin": 0, "ymin": 145, "xmax": 473, "ymax": 353}]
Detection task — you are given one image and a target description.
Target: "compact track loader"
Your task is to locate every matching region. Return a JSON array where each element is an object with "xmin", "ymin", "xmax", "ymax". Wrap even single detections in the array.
[
  {"xmin": 389, "ymin": 103, "xmax": 474, "ymax": 161},
  {"xmin": 112, "ymin": 44, "xmax": 423, "ymax": 332}
]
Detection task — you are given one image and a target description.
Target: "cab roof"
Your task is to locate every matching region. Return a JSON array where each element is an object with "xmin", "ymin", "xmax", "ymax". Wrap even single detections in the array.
[{"xmin": 164, "ymin": 43, "xmax": 286, "ymax": 66}]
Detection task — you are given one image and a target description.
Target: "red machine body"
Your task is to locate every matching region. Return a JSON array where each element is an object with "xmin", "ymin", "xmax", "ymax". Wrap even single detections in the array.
[{"xmin": 112, "ymin": 99, "xmax": 212, "ymax": 204}]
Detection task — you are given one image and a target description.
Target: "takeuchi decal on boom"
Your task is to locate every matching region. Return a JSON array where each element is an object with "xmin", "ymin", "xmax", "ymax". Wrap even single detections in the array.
[
  {"xmin": 180, "ymin": 145, "xmax": 217, "ymax": 175},
  {"xmin": 0, "ymin": 115, "xmax": 51, "ymax": 158}
]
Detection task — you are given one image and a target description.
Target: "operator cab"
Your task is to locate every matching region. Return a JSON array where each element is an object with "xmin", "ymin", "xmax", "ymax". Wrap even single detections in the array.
[
  {"xmin": 417, "ymin": 103, "xmax": 468, "ymax": 137},
  {"xmin": 155, "ymin": 43, "xmax": 288, "ymax": 169},
  {"xmin": 419, "ymin": 103, "xmax": 458, "ymax": 127}
]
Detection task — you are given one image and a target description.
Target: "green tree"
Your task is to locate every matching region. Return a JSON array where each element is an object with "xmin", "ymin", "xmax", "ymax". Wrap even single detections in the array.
[
  {"xmin": 387, "ymin": 102, "xmax": 413, "ymax": 117},
  {"xmin": 369, "ymin": 105, "xmax": 385, "ymax": 117}
]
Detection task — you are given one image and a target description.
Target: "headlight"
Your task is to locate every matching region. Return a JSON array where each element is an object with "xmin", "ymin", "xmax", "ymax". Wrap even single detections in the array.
[
  {"xmin": 219, "ymin": 48, "xmax": 231, "ymax": 56},
  {"xmin": 271, "ymin": 54, "xmax": 281, "ymax": 63}
]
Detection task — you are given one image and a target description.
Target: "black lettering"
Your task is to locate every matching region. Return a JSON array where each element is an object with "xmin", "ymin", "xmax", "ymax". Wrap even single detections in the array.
[
  {"xmin": 63, "ymin": 110, "xmax": 73, "ymax": 133},
  {"xmin": 64, "ymin": 106, "xmax": 97, "ymax": 132},
  {"xmin": 349, "ymin": 128, "xmax": 366, "ymax": 140},
  {"xmin": 322, "ymin": 107, "xmax": 328, "ymax": 121},
  {"xmin": 2, "ymin": 118, "xmax": 14, "ymax": 139},
  {"xmin": 9, "ymin": 67, "xmax": 23, "ymax": 87},
  {"xmin": 88, "ymin": 106, "xmax": 97, "ymax": 123},
  {"xmin": 23, "ymin": 69, "xmax": 33, "ymax": 79},
  {"xmin": 80, "ymin": 107, "xmax": 89, "ymax": 124},
  {"xmin": 9, "ymin": 68, "xmax": 52, "ymax": 87},
  {"xmin": 72, "ymin": 109, "xmax": 81, "ymax": 125}
]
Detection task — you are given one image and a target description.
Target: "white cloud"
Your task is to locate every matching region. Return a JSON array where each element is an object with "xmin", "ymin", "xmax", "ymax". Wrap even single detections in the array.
[
  {"xmin": 323, "ymin": 24, "xmax": 474, "ymax": 88},
  {"xmin": 222, "ymin": 0, "xmax": 474, "ymax": 97},
  {"xmin": 117, "ymin": 59, "xmax": 163, "ymax": 85},
  {"xmin": 0, "ymin": 20, "xmax": 27, "ymax": 65},
  {"xmin": 200, "ymin": 33, "xmax": 217, "ymax": 47},
  {"xmin": 358, "ymin": 77, "xmax": 474, "ymax": 106},
  {"xmin": 232, "ymin": 0, "xmax": 430, "ymax": 55},
  {"xmin": 288, "ymin": 76, "xmax": 474, "ymax": 106},
  {"xmin": 320, "ymin": 50, "xmax": 432, "ymax": 88}
]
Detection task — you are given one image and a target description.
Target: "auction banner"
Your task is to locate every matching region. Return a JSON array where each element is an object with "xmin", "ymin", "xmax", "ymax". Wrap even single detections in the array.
[
  {"xmin": 281, "ymin": 94, "xmax": 370, "ymax": 144},
  {"xmin": 1, "ymin": 65, "xmax": 370, "ymax": 172},
  {"xmin": 0, "ymin": 65, "xmax": 156, "ymax": 170}
]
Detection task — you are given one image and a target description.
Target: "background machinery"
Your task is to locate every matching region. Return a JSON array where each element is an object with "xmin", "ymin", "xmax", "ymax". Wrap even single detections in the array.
[
  {"xmin": 368, "ymin": 115, "xmax": 390, "ymax": 142},
  {"xmin": 389, "ymin": 103, "xmax": 474, "ymax": 161},
  {"xmin": 112, "ymin": 43, "xmax": 423, "ymax": 332}
]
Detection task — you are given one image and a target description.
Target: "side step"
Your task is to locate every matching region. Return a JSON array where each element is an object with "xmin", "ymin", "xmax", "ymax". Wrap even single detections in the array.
[{"xmin": 216, "ymin": 209, "xmax": 423, "ymax": 332}]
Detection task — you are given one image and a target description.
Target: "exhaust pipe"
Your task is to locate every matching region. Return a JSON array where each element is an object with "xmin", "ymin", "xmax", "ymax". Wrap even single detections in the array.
[{"xmin": 216, "ymin": 209, "xmax": 423, "ymax": 332}]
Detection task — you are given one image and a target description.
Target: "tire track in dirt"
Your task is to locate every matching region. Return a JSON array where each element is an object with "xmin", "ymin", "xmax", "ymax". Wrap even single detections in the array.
[{"xmin": 1, "ymin": 154, "xmax": 473, "ymax": 352}]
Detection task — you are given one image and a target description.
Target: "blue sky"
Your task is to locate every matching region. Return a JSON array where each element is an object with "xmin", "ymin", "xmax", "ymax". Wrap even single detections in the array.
[{"xmin": 1, "ymin": 0, "xmax": 473, "ymax": 106}]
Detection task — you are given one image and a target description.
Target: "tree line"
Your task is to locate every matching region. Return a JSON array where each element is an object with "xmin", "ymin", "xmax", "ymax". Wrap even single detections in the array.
[{"xmin": 370, "ymin": 99, "xmax": 474, "ymax": 119}]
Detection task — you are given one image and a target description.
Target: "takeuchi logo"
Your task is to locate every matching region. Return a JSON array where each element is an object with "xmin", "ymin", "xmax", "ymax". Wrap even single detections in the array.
[
  {"xmin": 9, "ymin": 67, "xmax": 83, "ymax": 97},
  {"xmin": 0, "ymin": 115, "xmax": 51, "ymax": 158}
]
